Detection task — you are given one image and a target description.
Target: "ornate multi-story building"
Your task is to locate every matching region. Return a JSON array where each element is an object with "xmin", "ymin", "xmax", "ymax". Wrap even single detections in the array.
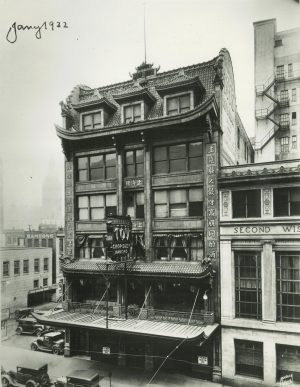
[{"xmin": 35, "ymin": 49, "xmax": 252, "ymax": 381}]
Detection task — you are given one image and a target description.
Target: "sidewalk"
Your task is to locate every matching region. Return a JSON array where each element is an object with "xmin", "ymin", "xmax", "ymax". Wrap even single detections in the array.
[{"xmin": 0, "ymin": 344, "xmax": 226, "ymax": 387}]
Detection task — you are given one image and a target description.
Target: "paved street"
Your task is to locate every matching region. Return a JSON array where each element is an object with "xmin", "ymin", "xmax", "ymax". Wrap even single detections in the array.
[{"xmin": 1, "ymin": 319, "xmax": 227, "ymax": 387}]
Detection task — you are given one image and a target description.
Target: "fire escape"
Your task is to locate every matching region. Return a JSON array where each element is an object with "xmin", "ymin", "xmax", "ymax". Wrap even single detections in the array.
[{"xmin": 255, "ymin": 71, "xmax": 290, "ymax": 150}]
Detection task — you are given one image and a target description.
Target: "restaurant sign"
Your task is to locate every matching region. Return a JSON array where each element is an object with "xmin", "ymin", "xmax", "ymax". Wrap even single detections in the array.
[
  {"xmin": 106, "ymin": 215, "xmax": 132, "ymax": 260},
  {"xmin": 198, "ymin": 356, "xmax": 208, "ymax": 365}
]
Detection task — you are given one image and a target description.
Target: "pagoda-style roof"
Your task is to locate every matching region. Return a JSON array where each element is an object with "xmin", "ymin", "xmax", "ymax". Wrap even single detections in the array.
[
  {"xmin": 61, "ymin": 260, "xmax": 214, "ymax": 279},
  {"xmin": 32, "ymin": 310, "xmax": 218, "ymax": 341},
  {"xmin": 113, "ymin": 87, "xmax": 157, "ymax": 105}
]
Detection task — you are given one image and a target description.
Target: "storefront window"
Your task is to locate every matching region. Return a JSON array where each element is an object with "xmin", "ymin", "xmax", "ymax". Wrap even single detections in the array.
[
  {"xmin": 235, "ymin": 339, "xmax": 263, "ymax": 379},
  {"xmin": 276, "ymin": 344, "xmax": 300, "ymax": 383}
]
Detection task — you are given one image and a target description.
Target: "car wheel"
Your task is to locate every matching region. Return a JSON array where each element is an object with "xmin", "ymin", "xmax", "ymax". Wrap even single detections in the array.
[
  {"xmin": 31, "ymin": 343, "xmax": 37, "ymax": 351},
  {"xmin": 39, "ymin": 373, "xmax": 50, "ymax": 386},
  {"xmin": 52, "ymin": 346, "xmax": 60, "ymax": 355},
  {"xmin": 26, "ymin": 380, "xmax": 37, "ymax": 387},
  {"xmin": 2, "ymin": 376, "xmax": 10, "ymax": 387},
  {"xmin": 16, "ymin": 327, "xmax": 22, "ymax": 335}
]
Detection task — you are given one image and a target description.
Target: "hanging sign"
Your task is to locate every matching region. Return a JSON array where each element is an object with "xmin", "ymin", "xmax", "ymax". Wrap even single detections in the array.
[
  {"xmin": 106, "ymin": 215, "xmax": 132, "ymax": 260},
  {"xmin": 102, "ymin": 347, "xmax": 110, "ymax": 355},
  {"xmin": 198, "ymin": 356, "xmax": 208, "ymax": 365}
]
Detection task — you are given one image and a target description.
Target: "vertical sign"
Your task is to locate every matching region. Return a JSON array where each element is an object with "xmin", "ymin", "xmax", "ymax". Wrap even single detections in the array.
[
  {"xmin": 205, "ymin": 143, "xmax": 219, "ymax": 265},
  {"xmin": 65, "ymin": 160, "xmax": 74, "ymax": 257}
]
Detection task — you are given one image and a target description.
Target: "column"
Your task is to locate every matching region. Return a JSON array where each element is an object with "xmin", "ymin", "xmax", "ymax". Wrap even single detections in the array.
[
  {"xmin": 220, "ymin": 240, "xmax": 234, "ymax": 320},
  {"xmin": 116, "ymin": 150, "xmax": 123, "ymax": 215},
  {"xmin": 144, "ymin": 144, "xmax": 152, "ymax": 262},
  {"xmin": 262, "ymin": 241, "xmax": 276, "ymax": 322}
]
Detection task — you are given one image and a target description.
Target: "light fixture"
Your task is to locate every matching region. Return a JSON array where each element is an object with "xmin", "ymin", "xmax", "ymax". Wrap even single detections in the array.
[{"xmin": 203, "ymin": 290, "xmax": 208, "ymax": 300}]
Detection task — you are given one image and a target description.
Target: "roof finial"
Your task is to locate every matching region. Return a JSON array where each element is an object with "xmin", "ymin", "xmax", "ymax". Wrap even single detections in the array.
[{"xmin": 144, "ymin": 1, "xmax": 147, "ymax": 64}]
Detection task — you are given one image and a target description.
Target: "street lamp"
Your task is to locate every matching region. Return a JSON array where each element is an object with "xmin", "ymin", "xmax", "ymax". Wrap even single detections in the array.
[{"xmin": 203, "ymin": 290, "xmax": 208, "ymax": 312}]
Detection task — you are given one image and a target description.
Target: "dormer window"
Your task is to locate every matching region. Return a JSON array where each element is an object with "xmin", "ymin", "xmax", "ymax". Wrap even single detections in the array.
[
  {"xmin": 166, "ymin": 93, "xmax": 191, "ymax": 116},
  {"xmin": 82, "ymin": 110, "xmax": 103, "ymax": 131},
  {"xmin": 123, "ymin": 103, "xmax": 142, "ymax": 124}
]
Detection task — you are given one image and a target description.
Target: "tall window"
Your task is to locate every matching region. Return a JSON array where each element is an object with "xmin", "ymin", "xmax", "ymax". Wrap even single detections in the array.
[
  {"xmin": 292, "ymin": 135, "xmax": 297, "ymax": 149},
  {"xmin": 43, "ymin": 278, "xmax": 48, "ymax": 287},
  {"xmin": 276, "ymin": 65, "xmax": 284, "ymax": 80},
  {"xmin": 280, "ymin": 89, "xmax": 289, "ymax": 105},
  {"xmin": 125, "ymin": 192, "xmax": 144, "ymax": 218},
  {"xmin": 153, "ymin": 234, "xmax": 203, "ymax": 261},
  {"xmin": 235, "ymin": 340, "xmax": 263, "ymax": 379},
  {"xmin": 280, "ymin": 137, "xmax": 289, "ymax": 153},
  {"xmin": 235, "ymin": 252, "xmax": 261, "ymax": 319},
  {"xmin": 153, "ymin": 142, "xmax": 203, "ymax": 174},
  {"xmin": 232, "ymin": 190, "xmax": 261, "ymax": 218},
  {"xmin": 77, "ymin": 153, "xmax": 116, "ymax": 181},
  {"xmin": 77, "ymin": 194, "xmax": 117, "ymax": 220},
  {"xmin": 124, "ymin": 103, "xmax": 142, "ymax": 123},
  {"xmin": 33, "ymin": 279, "xmax": 39, "ymax": 288},
  {"xmin": 273, "ymin": 187, "xmax": 300, "ymax": 216},
  {"xmin": 288, "ymin": 63, "xmax": 293, "ymax": 77},
  {"xmin": 166, "ymin": 94, "xmax": 191, "ymax": 115},
  {"xmin": 34, "ymin": 258, "xmax": 40, "ymax": 273},
  {"xmin": 82, "ymin": 111, "xmax": 102, "ymax": 130},
  {"xmin": 292, "ymin": 88, "xmax": 297, "ymax": 102},
  {"xmin": 3, "ymin": 261, "xmax": 9, "ymax": 277},
  {"xmin": 41, "ymin": 238, "xmax": 47, "ymax": 247},
  {"xmin": 34, "ymin": 239, "xmax": 39, "ymax": 247},
  {"xmin": 276, "ymin": 253, "xmax": 300, "ymax": 322},
  {"xmin": 14, "ymin": 260, "xmax": 20, "ymax": 275},
  {"xmin": 23, "ymin": 260, "xmax": 29, "ymax": 274},
  {"xmin": 292, "ymin": 112, "xmax": 297, "ymax": 125},
  {"xmin": 27, "ymin": 238, "xmax": 32, "ymax": 247},
  {"xmin": 125, "ymin": 149, "xmax": 144, "ymax": 177},
  {"xmin": 280, "ymin": 113, "xmax": 289, "ymax": 129},
  {"xmin": 276, "ymin": 345, "xmax": 300, "ymax": 383},
  {"xmin": 43, "ymin": 258, "xmax": 49, "ymax": 271},
  {"xmin": 154, "ymin": 188, "xmax": 203, "ymax": 218},
  {"xmin": 78, "ymin": 237, "xmax": 106, "ymax": 259}
]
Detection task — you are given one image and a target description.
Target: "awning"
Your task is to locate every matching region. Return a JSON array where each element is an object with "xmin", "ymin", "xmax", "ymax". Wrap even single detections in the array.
[{"xmin": 32, "ymin": 311, "xmax": 218, "ymax": 341}]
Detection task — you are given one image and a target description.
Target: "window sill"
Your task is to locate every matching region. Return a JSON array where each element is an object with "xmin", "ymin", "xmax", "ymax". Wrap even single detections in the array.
[{"xmin": 153, "ymin": 170, "xmax": 203, "ymax": 177}]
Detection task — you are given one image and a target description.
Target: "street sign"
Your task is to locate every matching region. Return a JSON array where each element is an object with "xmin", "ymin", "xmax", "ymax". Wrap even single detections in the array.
[
  {"xmin": 102, "ymin": 346, "xmax": 110, "ymax": 355},
  {"xmin": 280, "ymin": 374, "xmax": 293, "ymax": 386},
  {"xmin": 106, "ymin": 215, "xmax": 132, "ymax": 261}
]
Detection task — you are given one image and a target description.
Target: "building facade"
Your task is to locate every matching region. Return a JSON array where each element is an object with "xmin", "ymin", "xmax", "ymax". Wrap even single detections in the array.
[
  {"xmin": 254, "ymin": 19, "xmax": 300, "ymax": 162},
  {"xmin": 1, "ymin": 247, "xmax": 54, "ymax": 311},
  {"xmin": 219, "ymin": 159, "xmax": 300, "ymax": 386},
  {"xmin": 34, "ymin": 48, "xmax": 253, "ymax": 381}
]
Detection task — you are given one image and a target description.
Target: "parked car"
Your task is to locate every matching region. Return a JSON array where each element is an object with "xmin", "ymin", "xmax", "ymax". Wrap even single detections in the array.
[
  {"xmin": 55, "ymin": 370, "xmax": 102, "ymax": 387},
  {"xmin": 31, "ymin": 331, "xmax": 65, "ymax": 355},
  {"xmin": 1, "ymin": 361, "xmax": 50, "ymax": 387},
  {"xmin": 16, "ymin": 317, "xmax": 45, "ymax": 336},
  {"xmin": 14, "ymin": 308, "xmax": 34, "ymax": 320}
]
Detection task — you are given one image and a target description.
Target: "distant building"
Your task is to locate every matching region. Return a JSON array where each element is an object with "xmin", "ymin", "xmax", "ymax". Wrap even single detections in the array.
[
  {"xmin": 55, "ymin": 228, "xmax": 65, "ymax": 301},
  {"xmin": 1, "ymin": 247, "xmax": 55, "ymax": 311},
  {"xmin": 254, "ymin": 19, "xmax": 300, "ymax": 162}
]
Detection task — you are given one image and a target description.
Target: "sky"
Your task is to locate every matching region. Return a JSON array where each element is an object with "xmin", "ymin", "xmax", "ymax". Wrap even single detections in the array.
[{"xmin": 0, "ymin": 0, "xmax": 299, "ymax": 227}]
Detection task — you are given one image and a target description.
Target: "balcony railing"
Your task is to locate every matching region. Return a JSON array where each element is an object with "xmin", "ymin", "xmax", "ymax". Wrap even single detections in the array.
[
  {"xmin": 279, "ymin": 98, "xmax": 290, "ymax": 108},
  {"xmin": 64, "ymin": 301, "xmax": 214, "ymax": 325}
]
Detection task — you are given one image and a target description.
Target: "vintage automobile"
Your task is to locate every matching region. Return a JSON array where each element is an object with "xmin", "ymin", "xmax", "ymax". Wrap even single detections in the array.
[
  {"xmin": 14, "ymin": 308, "xmax": 34, "ymax": 320},
  {"xmin": 31, "ymin": 331, "xmax": 65, "ymax": 355},
  {"xmin": 1, "ymin": 361, "xmax": 50, "ymax": 387},
  {"xmin": 55, "ymin": 370, "xmax": 102, "ymax": 387},
  {"xmin": 16, "ymin": 317, "xmax": 45, "ymax": 336}
]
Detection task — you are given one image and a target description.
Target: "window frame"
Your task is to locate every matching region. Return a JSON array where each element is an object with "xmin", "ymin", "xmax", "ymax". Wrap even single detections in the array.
[
  {"xmin": 154, "ymin": 187, "xmax": 203, "ymax": 218},
  {"xmin": 14, "ymin": 260, "xmax": 20, "ymax": 276},
  {"xmin": 121, "ymin": 101, "xmax": 143, "ymax": 124},
  {"xmin": 77, "ymin": 152, "xmax": 117, "ymax": 182},
  {"xmin": 276, "ymin": 65, "xmax": 284, "ymax": 80},
  {"xmin": 276, "ymin": 252, "xmax": 300, "ymax": 323},
  {"xmin": 124, "ymin": 149, "xmax": 144, "ymax": 177},
  {"xmin": 34, "ymin": 258, "xmax": 40, "ymax": 273},
  {"xmin": 33, "ymin": 279, "xmax": 39, "ymax": 289},
  {"xmin": 77, "ymin": 193, "xmax": 117, "ymax": 221},
  {"xmin": 43, "ymin": 278, "xmax": 48, "ymax": 287},
  {"xmin": 292, "ymin": 88, "xmax": 297, "ymax": 102},
  {"xmin": 23, "ymin": 260, "xmax": 29, "ymax": 274},
  {"xmin": 232, "ymin": 190, "xmax": 261, "ymax": 218},
  {"xmin": 153, "ymin": 141, "xmax": 203, "ymax": 175},
  {"xmin": 235, "ymin": 339, "xmax": 264, "ymax": 379},
  {"xmin": 234, "ymin": 252, "xmax": 262, "ymax": 320},
  {"xmin": 153, "ymin": 234, "xmax": 203, "ymax": 261},
  {"xmin": 288, "ymin": 63, "xmax": 293, "ymax": 77},
  {"xmin": 80, "ymin": 108, "xmax": 103, "ymax": 131},
  {"xmin": 78, "ymin": 236, "xmax": 106, "ymax": 259},
  {"xmin": 292, "ymin": 135, "xmax": 297, "ymax": 149},
  {"xmin": 292, "ymin": 112, "xmax": 297, "ymax": 126},
  {"xmin": 43, "ymin": 257, "xmax": 49, "ymax": 272},
  {"xmin": 164, "ymin": 91, "xmax": 193, "ymax": 116},
  {"xmin": 124, "ymin": 191, "xmax": 145, "ymax": 219},
  {"xmin": 276, "ymin": 344, "xmax": 300, "ymax": 383},
  {"xmin": 3, "ymin": 261, "xmax": 10, "ymax": 277},
  {"xmin": 273, "ymin": 187, "xmax": 300, "ymax": 217}
]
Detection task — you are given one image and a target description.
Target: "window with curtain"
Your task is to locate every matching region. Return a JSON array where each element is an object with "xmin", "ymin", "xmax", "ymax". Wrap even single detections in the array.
[
  {"xmin": 235, "ymin": 252, "xmax": 261, "ymax": 319},
  {"xmin": 153, "ymin": 234, "xmax": 203, "ymax": 261},
  {"xmin": 153, "ymin": 141, "xmax": 203, "ymax": 174},
  {"xmin": 125, "ymin": 149, "xmax": 144, "ymax": 177},
  {"xmin": 82, "ymin": 111, "xmax": 102, "ymax": 130},
  {"xmin": 235, "ymin": 340, "xmax": 263, "ymax": 379},
  {"xmin": 273, "ymin": 187, "xmax": 300, "ymax": 216},
  {"xmin": 232, "ymin": 190, "xmax": 261, "ymax": 218},
  {"xmin": 276, "ymin": 253, "xmax": 300, "ymax": 322},
  {"xmin": 77, "ymin": 153, "xmax": 116, "ymax": 181},
  {"xmin": 78, "ymin": 237, "xmax": 106, "ymax": 259},
  {"xmin": 125, "ymin": 192, "xmax": 144, "ymax": 219},
  {"xmin": 77, "ymin": 194, "xmax": 117, "ymax": 220}
]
